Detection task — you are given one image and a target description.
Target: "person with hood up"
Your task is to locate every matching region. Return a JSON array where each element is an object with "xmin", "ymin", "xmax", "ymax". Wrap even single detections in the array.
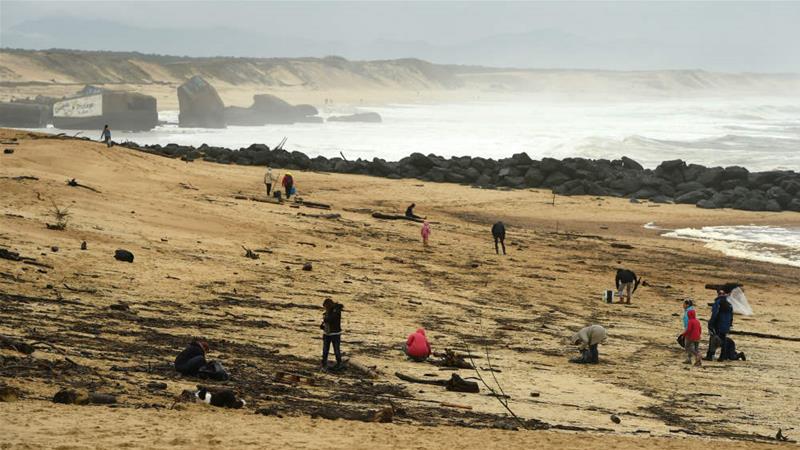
[
  {"xmin": 404, "ymin": 328, "xmax": 431, "ymax": 362},
  {"xmin": 681, "ymin": 309, "xmax": 702, "ymax": 366},
  {"xmin": 421, "ymin": 221, "xmax": 431, "ymax": 246},
  {"xmin": 569, "ymin": 325, "xmax": 607, "ymax": 364},
  {"xmin": 706, "ymin": 290, "xmax": 734, "ymax": 361},
  {"xmin": 174, "ymin": 338, "xmax": 209, "ymax": 375},
  {"xmin": 320, "ymin": 298, "xmax": 343, "ymax": 371},
  {"xmin": 282, "ymin": 172, "xmax": 295, "ymax": 199},
  {"xmin": 263, "ymin": 166, "xmax": 276, "ymax": 197},
  {"xmin": 492, "ymin": 221, "xmax": 506, "ymax": 255}
]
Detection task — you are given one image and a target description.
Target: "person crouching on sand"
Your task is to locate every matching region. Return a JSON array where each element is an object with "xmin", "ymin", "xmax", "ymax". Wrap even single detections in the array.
[
  {"xmin": 404, "ymin": 328, "xmax": 431, "ymax": 362},
  {"xmin": 421, "ymin": 221, "xmax": 431, "ymax": 246},
  {"xmin": 320, "ymin": 298, "xmax": 343, "ymax": 371},
  {"xmin": 174, "ymin": 338, "xmax": 209, "ymax": 375},
  {"xmin": 569, "ymin": 325, "xmax": 607, "ymax": 364},
  {"xmin": 681, "ymin": 309, "xmax": 703, "ymax": 366}
]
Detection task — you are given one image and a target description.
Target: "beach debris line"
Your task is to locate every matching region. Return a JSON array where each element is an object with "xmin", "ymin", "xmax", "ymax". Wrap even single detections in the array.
[{"xmin": 0, "ymin": 247, "xmax": 53, "ymax": 269}]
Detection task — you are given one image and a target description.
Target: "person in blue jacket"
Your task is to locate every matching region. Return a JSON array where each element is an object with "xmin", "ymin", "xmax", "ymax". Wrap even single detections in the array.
[
  {"xmin": 682, "ymin": 299, "xmax": 695, "ymax": 329},
  {"xmin": 705, "ymin": 291, "xmax": 734, "ymax": 361}
]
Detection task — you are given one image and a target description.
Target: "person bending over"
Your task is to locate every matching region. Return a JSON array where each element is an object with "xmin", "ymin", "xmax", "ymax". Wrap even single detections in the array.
[
  {"xmin": 569, "ymin": 325, "xmax": 607, "ymax": 364},
  {"xmin": 615, "ymin": 268, "xmax": 639, "ymax": 304},
  {"xmin": 491, "ymin": 221, "xmax": 506, "ymax": 255}
]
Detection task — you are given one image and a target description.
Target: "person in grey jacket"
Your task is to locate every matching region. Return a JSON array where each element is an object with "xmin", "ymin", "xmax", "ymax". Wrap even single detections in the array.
[{"xmin": 569, "ymin": 325, "xmax": 607, "ymax": 364}]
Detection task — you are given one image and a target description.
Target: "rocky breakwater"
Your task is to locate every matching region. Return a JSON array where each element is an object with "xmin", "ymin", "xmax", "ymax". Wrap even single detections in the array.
[{"xmin": 119, "ymin": 141, "xmax": 800, "ymax": 213}]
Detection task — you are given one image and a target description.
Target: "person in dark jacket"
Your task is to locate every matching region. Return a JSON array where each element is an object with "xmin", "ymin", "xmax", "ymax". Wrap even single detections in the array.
[
  {"xmin": 175, "ymin": 338, "xmax": 209, "ymax": 375},
  {"xmin": 405, "ymin": 203, "xmax": 422, "ymax": 219},
  {"xmin": 706, "ymin": 291, "xmax": 735, "ymax": 361},
  {"xmin": 282, "ymin": 173, "xmax": 295, "ymax": 199},
  {"xmin": 320, "ymin": 298, "xmax": 343, "ymax": 371},
  {"xmin": 491, "ymin": 221, "xmax": 506, "ymax": 255},
  {"xmin": 615, "ymin": 268, "xmax": 639, "ymax": 304}
]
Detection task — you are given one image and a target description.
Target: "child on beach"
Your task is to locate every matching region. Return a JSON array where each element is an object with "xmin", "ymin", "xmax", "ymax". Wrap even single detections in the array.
[
  {"xmin": 421, "ymin": 221, "xmax": 431, "ymax": 246},
  {"xmin": 682, "ymin": 309, "xmax": 702, "ymax": 366}
]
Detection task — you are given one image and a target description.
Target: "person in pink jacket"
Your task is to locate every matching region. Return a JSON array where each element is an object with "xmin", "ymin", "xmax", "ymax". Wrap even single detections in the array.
[
  {"xmin": 421, "ymin": 221, "xmax": 431, "ymax": 246},
  {"xmin": 404, "ymin": 328, "xmax": 431, "ymax": 362}
]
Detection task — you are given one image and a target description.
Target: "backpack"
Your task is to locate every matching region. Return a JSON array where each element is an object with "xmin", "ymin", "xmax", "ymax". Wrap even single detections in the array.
[{"xmin": 198, "ymin": 360, "xmax": 230, "ymax": 381}]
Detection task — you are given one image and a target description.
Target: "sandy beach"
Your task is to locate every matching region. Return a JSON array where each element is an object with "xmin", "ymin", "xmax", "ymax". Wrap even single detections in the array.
[{"xmin": 1, "ymin": 129, "xmax": 798, "ymax": 449}]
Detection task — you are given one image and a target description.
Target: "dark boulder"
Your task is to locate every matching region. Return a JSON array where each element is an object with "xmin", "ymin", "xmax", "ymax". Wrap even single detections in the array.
[
  {"xmin": 675, "ymin": 189, "xmax": 713, "ymax": 204},
  {"xmin": 523, "ymin": 167, "xmax": 545, "ymax": 187},
  {"xmin": 675, "ymin": 181, "xmax": 706, "ymax": 196},
  {"xmin": 787, "ymin": 199, "xmax": 800, "ymax": 212},
  {"xmin": 114, "ymin": 249, "xmax": 134, "ymax": 263},
  {"xmin": 543, "ymin": 171, "xmax": 571, "ymax": 188},
  {"xmin": 620, "ymin": 156, "xmax": 644, "ymax": 171},
  {"xmin": 607, "ymin": 175, "xmax": 643, "ymax": 195},
  {"xmin": 178, "ymin": 76, "xmax": 226, "ymax": 128},
  {"xmin": 722, "ymin": 166, "xmax": 749, "ymax": 182},
  {"xmin": 780, "ymin": 179, "xmax": 800, "ymax": 195},
  {"xmin": 654, "ymin": 159, "xmax": 687, "ymax": 184},
  {"xmin": 401, "ymin": 153, "xmax": 434, "ymax": 171}
]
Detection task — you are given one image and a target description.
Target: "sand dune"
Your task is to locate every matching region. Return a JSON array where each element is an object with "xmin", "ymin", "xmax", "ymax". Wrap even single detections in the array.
[{"xmin": 1, "ymin": 129, "xmax": 799, "ymax": 448}]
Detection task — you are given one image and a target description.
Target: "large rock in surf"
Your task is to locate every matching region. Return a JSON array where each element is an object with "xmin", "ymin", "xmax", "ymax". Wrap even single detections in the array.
[
  {"xmin": 327, "ymin": 112, "xmax": 382, "ymax": 123},
  {"xmin": 53, "ymin": 90, "xmax": 157, "ymax": 131},
  {"xmin": 224, "ymin": 94, "xmax": 322, "ymax": 125},
  {"xmin": 178, "ymin": 76, "xmax": 226, "ymax": 129},
  {"xmin": 0, "ymin": 103, "xmax": 49, "ymax": 128}
]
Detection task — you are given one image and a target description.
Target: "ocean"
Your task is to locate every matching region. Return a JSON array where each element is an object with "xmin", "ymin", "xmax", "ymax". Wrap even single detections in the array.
[{"xmin": 27, "ymin": 97, "xmax": 800, "ymax": 268}]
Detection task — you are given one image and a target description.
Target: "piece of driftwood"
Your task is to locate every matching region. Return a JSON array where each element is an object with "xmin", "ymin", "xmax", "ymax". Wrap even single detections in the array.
[
  {"xmin": 53, "ymin": 389, "xmax": 117, "ymax": 405},
  {"xmin": 234, "ymin": 195, "xmax": 274, "ymax": 203},
  {"xmin": 242, "ymin": 246, "xmax": 259, "ymax": 259},
  {"xmin": 66, "ymin": 178, "xmax": 101, "ymax": 193},
  {"xmin": 371, "ymin": 212, "xmax": 424, "ymax": 223},
  {"xmin": 311, "ymin": 405, "xmax": 393, "ymax": 423},
  {"xmin": 1, "ymin": 175, "xmax": 38, "ymax": 181},
  {"xmin": 63, "ymin": 283, "xmax": 98, "ymax": 294},
  {"xmin": 298, "ymin": 212, "xmax": 341, "ymax": 219},
  {"xmin": 295, "ymin": 200, "xmax": 331, "ymax": 210},
  {"xmin": 446, "ymin": 374, "xmax": 479, "ymax": 393},
  {"xmin": 395, "ymin": 372, "xmax": 447, "ymax": 386},
  {"xmin": 0, "ymin": 247, "xmax": 53, "ymax": 269},
  {"xmin": 440, "ymin": 401, "xmax": 473, "ymax": 410},
  {"xmin": 728, "ymin": 330, "xmax": 800, "ymax": 342},
  {"xmin": 610, "ymin": 242, "xmax": 634, "ymax": 249},
  {"xmin": 434, "ymin": 348, "xmax": 474, "ymax": 369}
]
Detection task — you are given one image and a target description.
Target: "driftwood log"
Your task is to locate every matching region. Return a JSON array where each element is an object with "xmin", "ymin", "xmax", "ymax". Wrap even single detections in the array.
[
  {"xmin": 296, "ymin": 200, "xmax": 331, "ymax": 210},
  {"xmin": 53, "ymin": 388, "xmax": 117, "ymax": 405},
  {"xmin": 311, "ymin": 405, "xmax": 393, "ymax": 423},
  {"xmin": 728, "ymin": 330, "xmax": 800, "ymax": 342},
  {"xmin": 395, "ymin": 372, "xmax": 447, "ymax": 386},
  {"xmin": 705, "ymin": 283, "xmax": 743, "ymax": 292},
  {"xmin": 371, "ymin": 212, "xmax": 424, "ymax": 223},
  {"xmin": 66, "ymin": 178, "xmax": 102, "ymax": 193}
]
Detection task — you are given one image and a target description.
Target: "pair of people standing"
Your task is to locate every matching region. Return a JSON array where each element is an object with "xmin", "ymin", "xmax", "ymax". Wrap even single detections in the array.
[{"xmin": 263, "ymin": 167, "xmax": 295, "ymax": 199}]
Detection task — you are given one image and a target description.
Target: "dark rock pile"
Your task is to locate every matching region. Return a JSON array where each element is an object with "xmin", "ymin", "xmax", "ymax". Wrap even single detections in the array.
[{"xmin": 120, "ymin": 141, "xmax": 800, "ymax": 213}]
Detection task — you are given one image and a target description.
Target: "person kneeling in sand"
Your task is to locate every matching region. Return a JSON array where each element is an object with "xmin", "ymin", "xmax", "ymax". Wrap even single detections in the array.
[
  {"xmin": 175, "ymin": 338, "xmax": 209, "ymax": 375},
  {"xmin": 681, "ymin": 309, "xmax": 703, "ymax": 366},
  {"xmin": 404, "ymin": 328, "xmax": 431, "ymax": 362},
  {"xmin": 569, "ymin": 325, "xmax": 607, "ymax": 364}
]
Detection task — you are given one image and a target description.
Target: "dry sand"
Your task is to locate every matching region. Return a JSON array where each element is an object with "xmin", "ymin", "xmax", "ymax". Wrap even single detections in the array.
[{"xmin": 1, "ymin": 129, "xmax": 798, "ymax": 449}]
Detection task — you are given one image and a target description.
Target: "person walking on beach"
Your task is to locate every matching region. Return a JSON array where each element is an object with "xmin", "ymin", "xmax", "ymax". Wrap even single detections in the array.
[
  {"xmin": 263, "ymin": 166, "xmax": 276, "ymax": 197},
  {"xmin": 615, "ymin": 268, "xmax": 639, "ymax": 304},
  {"xmin": 568, "ymin": 325, "xmax": 607, "ymax": 364},
  {"xmin": 421, "ymin": 221, "xmax": 431, "ymax": 246},
  {"xmin": 282, "ymin": 172, "xmax": 295, "ymax": 199},
  {"xmin": 404, "ymin": 328, "xmax": 431, "ymax": 362},
  {"xmin": 681, "ymin": 309, "xmax": 703, "ymax": 366},
  {"xmin": 320, "ymin": 298, "xmax": 343, "ymax": 371},
  {"xmin": 677, "ymin": 299, "xmax": 695, "ymax": 348},
  {"xmin": 706, "ymin": 290, "xmax": 734, "ymax": 361},
  {"xmin": 492, "ymin": 221, "xmax": 506, "ymax": 255},
  {"xmin": 100, "ymin": 124, "xmax": 112, "ymax": 148},
  {"xmin": 405, "ymin": 203, "xmax": 423, "ymax": 220}
]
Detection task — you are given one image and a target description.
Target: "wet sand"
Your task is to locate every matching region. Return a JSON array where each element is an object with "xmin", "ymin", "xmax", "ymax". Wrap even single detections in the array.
[{"xmin": 1, "ymin": 129, "xmax": 798, "ymax": 448}]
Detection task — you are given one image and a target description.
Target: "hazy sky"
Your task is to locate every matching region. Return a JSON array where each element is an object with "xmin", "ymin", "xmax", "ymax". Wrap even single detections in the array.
[{"xmin": 2, "ymin": 1, "xmax": 799, "ymax": 72}]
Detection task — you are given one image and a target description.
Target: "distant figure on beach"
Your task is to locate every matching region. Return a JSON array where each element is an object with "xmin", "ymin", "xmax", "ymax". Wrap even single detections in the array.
[
  {"xmin": 405, "ymin": 203, "xmax": 422, "ymax": 220},
  {"xmin": 100, "ymin": 124, "xmax": 112, "ymax": 148},
  {"xmin": 404, "ymin": 328, "xmax": 431, "ymax": 362},
  {"xmin": 492, "ymin": 221, "xmax": 506, "ymax": 255},
  {"xmin": 677, "ymin": 299, "xmax": 695, "ymax": 348},
  {"xmin": 174, "ymin": 338, "xmax": 209, "ymax": 375},
  {"xmin": 615, "ymin": 268, "xmax": 639, "ymax": 304},
  {"xmin": 320, "ymin": 298, "xmax": 343, "ymax": 371},
  {"xmin": 263, "ymin": 166, "xmax": 276, "ymax": 197},
  {"xmin": 681, "ymin": 309, "xmax": 703, "ymax": 366},
  {"xmin": 569, "ymin": 325, "xmax": 607, "ymax": 364},
  {"xmin": 705, "ymin": 290, "xmax": 735, "ymax": 361},
  {"xmin": 282, "ymin": 172, "xmax": 295, "ymax": 199},
  {"xmin": 421, "ymin": 221, "xmax": 431, "ymax": 246}
]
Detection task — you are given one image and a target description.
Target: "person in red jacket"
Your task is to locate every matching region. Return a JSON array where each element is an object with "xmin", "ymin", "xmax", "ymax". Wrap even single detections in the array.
[
  {"xmin": 404, "ymin": 328, "xmax": 431, "ymax": 362},
  {"xmin": 682, "ymin": 309, "xmax": 702, "ymax": 367}
]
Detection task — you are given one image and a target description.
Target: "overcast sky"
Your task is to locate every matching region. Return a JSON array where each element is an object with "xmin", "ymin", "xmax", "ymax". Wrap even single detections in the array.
[{"xmin": 2, "ymin": 1, "xmax": 799, "ymax": 72}]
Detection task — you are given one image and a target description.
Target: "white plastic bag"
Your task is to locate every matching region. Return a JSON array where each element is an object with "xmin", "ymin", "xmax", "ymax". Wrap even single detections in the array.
[{"xmin": 728, "ymin": 287, "xmax": 753, "ymax": 316}]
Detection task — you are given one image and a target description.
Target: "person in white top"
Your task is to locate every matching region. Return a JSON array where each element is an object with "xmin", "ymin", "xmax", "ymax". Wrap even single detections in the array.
[{"xmin": 263, "ymin": 166, "xmax": 276, "ymax": 197}]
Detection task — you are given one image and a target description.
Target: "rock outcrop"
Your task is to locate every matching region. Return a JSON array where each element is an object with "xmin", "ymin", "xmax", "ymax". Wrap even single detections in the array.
[
  {"xmin": 225, "ymin": 94, "xmax": 322, "ymax": 125},
  {"xmin": 177, "ymin": 76, "xmax": 226, "ymax": 128},
  {"xmin": 118, "ymin": 140, "xmax": 800, "ymax": 213},
  {"xmin": 327, "ymin": 112, "xmax": 382, "ymax": 123},
  {"xmin": 53, "ymin": 91, "xmax": 158, "ymax": 131},
  {"xmin": 0, "ymin": 103, "xmax": 50, "ymax": 128}
]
